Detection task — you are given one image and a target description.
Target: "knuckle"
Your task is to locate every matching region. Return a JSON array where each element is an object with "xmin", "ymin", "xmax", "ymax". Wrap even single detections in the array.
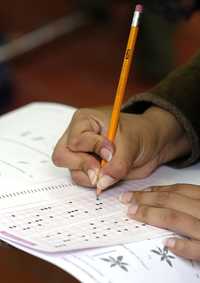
[
  {"xmin": 139, "ymin": 205, "xmax": 150, "ymax": 221},
  {"xmin": 162, "ymin": 210, "xmax": 179, "ymax": 227},
  {"xmin": 112, "ymin": 160, "xmax": 129, "ymax": 178},
  {"xmin": 154, "ymin": 192, "xmax": 172, "ymax": 207},
  {"xmin": 68, "ymin": 137, "xmax": 81, "ymax": 149},
  {"xmin": 70, "ymin": 109, "xmax": 88, "ymax": 126},
  {"xmin": 93, "ymin": 138, "xmax": 104, "ymax": 154},
  {"xmin": 72, "ymin": 108, "xmax": 91, "ymax": 120},
  {"xmin": 52, "ymin": 148, "xmax": 64, "ymax": 167},
  {"xmin": 72, "ymin": 109, "xmax": 83, "ymax": 119}
]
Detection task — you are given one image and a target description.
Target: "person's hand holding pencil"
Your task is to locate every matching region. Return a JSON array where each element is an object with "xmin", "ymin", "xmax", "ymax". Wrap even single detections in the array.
[
  {"xmin": 52, "ymin": 105, "xmax": 188, "ymax": 191},
  {"xmin": 52, "ymin": 4, "xmax": 190, "ymax": 196},
  {"xmin": 96, "ymin": 4, "xmax": 143, "ymax": 197}
]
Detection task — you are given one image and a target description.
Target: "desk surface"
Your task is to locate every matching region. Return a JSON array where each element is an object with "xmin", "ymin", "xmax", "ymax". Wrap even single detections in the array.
[{"xmin": 0, "ymin": 244, "xmax": 78, "ymax": 283}]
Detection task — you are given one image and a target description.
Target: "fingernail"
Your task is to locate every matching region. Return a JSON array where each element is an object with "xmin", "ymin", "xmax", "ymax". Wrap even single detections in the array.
[
  {"xmin": 128, "ymin": 204, "xmax": 138, "ymax": 215},
  {"xmin": 119, "ymin": 192, "xmax": 134, "ymax": 204},
  {"xmin": 100, "ymin": 147, "xmax": 112, "ymax": 162},
  {"xmin": 97, "ymin": 175, "xmax": 116, "ymax": 191},
  {"xmin": 163, "ymin": 238, "xmax": 176, "ymax": 249},
  {"xmin": 88, "ymin": 169, "xmax": 99, "ymax": 186}
]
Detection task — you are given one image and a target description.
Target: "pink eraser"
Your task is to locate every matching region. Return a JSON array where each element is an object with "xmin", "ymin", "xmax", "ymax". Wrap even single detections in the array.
[{"xmin": 135, "ymin": 4, "xmax": 143, "ymax": 13}]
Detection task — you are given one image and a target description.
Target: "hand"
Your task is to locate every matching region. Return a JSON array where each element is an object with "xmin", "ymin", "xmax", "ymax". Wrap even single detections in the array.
[
  {"xmin": 120, "ymin": 183, "xmax": 200, "ymax": 261},
  {"xmin": 52, "ymin": 106, "xmax": 190, "ymax": 190}
]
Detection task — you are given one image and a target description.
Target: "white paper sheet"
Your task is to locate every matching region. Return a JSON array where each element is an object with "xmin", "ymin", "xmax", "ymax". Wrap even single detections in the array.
[
  {"xmin": 0, "ymin": 102, "xmax": 76, "ymax": 189},
  {"xmin": 0, "ymin": 160, "xmax": 200, "ymax": 253},
  {"xmin": 1, "ymin": 102, "xmax": 200, "ymax": 282},
  {"xmin": 0, "ymin": 175, "xmax": 173, "ymax": 253}
]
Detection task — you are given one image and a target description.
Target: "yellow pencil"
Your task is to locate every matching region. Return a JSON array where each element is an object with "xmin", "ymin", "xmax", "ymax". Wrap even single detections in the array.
[{"xmin": 97, "ymin": 4, "xmax": 143, "ymax": 197}]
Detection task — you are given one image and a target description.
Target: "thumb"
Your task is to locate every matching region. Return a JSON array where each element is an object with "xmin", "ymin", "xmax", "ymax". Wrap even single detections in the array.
[{"xmin": 97, "ymin": 136, "xmax": 139, "ymax": 191}]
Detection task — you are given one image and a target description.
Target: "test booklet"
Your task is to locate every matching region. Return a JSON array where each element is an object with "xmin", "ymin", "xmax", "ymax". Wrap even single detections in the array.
[{"xmin": 0, "ymin": 102, "xmax": 200, "ymax": 283}]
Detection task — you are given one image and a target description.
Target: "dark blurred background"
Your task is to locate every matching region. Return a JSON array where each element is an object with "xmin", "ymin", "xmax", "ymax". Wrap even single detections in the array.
[
  {"xmin": 0, "ymin": 0, "xmax": 199, "ymax": 113},
  {"xmin": 0, "ymin": 1, "xmax": 199, "ymax": 282}
]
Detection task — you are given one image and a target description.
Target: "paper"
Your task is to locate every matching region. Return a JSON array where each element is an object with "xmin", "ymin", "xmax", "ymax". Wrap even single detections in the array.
[
  {"xmin": 1, "ymin": 102, "xmax": 200, "ymax": 283},
  {"xmin": 0, "ymin": 103, "xmax": 76, "ymax": 188},
  {"xmin": 1, "ymin": 159, "xmax": 200, "ymax": 253},
  {"xmin": 0, "ymin": 176, "xmax": 174, "ymax": 253},
  {"xmin": 0, "ymin": 102, "xmax": 199, "ymax": 253},
  {"xmin": 63, "ymin": 236, "xmax": 200, "ymax": 283}
]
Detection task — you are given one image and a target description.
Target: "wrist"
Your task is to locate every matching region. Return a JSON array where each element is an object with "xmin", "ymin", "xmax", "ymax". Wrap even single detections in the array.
[{"xmin": 143, "ymin": 106, "xmax": 191, "ymax": 164}]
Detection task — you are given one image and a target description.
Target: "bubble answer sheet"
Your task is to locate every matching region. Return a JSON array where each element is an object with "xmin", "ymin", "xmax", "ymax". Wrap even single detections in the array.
[
  {"xmin": 0, "ymin": 176, "xmax": 175, "ymax": 253},
  {"xmin": 1, "ymin": 102, "xmax": 200, "ymax": 283}
]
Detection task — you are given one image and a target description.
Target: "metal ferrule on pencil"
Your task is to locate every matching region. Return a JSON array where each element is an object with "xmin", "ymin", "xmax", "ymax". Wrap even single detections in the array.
[{"xmin": 132, "ymin": 11, "xmax": 141, "ymax": 27}]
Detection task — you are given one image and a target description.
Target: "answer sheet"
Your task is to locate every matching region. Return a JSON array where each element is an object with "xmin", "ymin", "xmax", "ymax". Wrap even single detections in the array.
[
  {"xmin": 0, "ymin": 103, "xmax": 199, "ymax": 253},
  {"xmin": 1, "ymin": 103, "xmax": 200, "ymax": 282},
  {"xmin": 0, "ymin": 175, "xmax": 174, "ymax": 253}
]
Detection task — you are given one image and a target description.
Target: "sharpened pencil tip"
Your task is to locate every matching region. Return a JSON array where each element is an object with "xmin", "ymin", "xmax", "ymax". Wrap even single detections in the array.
[{"xmin": 96, "ymin": 187, "xmax": 102, "ymax": 198}]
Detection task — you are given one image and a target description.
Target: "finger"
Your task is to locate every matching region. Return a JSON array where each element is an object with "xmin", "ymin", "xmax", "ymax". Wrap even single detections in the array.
[
  {"xmin": 127, "ymin": 191, "xmax": 200, "ymax": 219},
  {"xmin": 97, "ymin": 136, "xmax": 137, "ymax": 191},
  {"xmin": 68, "ymin": 110, "xmax": 103, "ymax": 138},
  {"xmin": 68, "ymin": 111, "xmax": 113, "ymax": 156},
  {"xmin": 55, "ymin": 119, "xmax": 114, "ymax": 162},
  {"xmin": 53, "ymin": 122, "xmax": 112, "ymax": 187},
  {"xmin": 96, "ymin": 157, "xmax": 131, "ymax": 192},
  {"xmin": 151, "ymin": 184, "xmax": 200, "ymax": 200},
  {"xmin": 164, "ymin": 238, "xmax": 200, "ymax": 261},
  {"xmin": 52, "ymin": 144, "xmax": 101, "ymax": 186},
  {"xmin": 53, "ymin": 145, "xmax": 99, "ymax": 171},
  {"xmin": 53, "ymin": 127, "xmax": 102, "ymax": 168},
  {"xmin": 127, "ymin": 204, "xmax": 200, "ymax": 240},
  {"xmin": 68, "ymin": 131, "xmax": 114, "ymax": 161},
  {"xmin": 70, "ymin": 170, "xmax": 94, "ymax": 188}
]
